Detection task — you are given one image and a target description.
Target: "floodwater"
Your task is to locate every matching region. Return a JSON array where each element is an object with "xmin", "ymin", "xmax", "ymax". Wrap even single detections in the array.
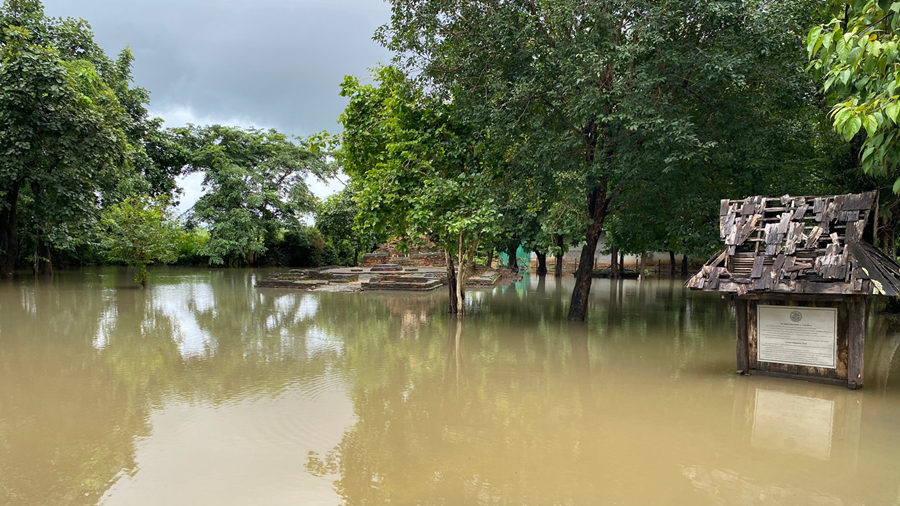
[{"xmin": 2, "ymin": 269, "xmax": 900, "ymax": 505}]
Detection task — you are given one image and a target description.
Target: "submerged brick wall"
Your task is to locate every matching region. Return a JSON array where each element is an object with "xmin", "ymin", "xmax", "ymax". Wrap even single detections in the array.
[{"xmin": 361, "ymin": 252, "xmax": 446, "ymax": 268}]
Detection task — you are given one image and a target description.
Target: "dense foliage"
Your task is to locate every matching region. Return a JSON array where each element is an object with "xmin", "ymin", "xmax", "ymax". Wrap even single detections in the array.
[
  {"xmin": 340, "ymin": 66, "xmax": 503, "ymax": 314},
  {"xmin": 1, "ymin": 0, "xmax": 897, "ymax": 309},
  {"xmin": 100, "ymin": 195, "xmax": 180, "ymax": 286},
  {"xmin": 183, "ymin": 125, "xmax": 333, "ymax": 266},
  {"xmin": 0, "ymin": 1, "xmax": 351, "ymax": 282},
  {"xmin": 369, "ymin": 0, "xmax": 864, "ymax": 319},
  {"xmin": 809, "ymin": 0, "xmax": 900, "ymax": 184}
]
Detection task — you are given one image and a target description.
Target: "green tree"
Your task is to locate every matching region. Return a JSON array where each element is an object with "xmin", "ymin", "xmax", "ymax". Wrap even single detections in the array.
[
  {"xmin": 185, "ymin": 125, "xmax": 332, "ymax": 266},
  {"xmin": 316, "ymin": 185, "xmax": 382, "ymax": 266},
  {"xmin": 0, "ymin": 1, "xmax": 145, "ymax": 277},
  {"xmin": 808, "ymin": 0, "xmax": 900, "ymax": 188},
  {"xmin": 100, "ymin": 195, "xmax": 180, "ymax": 287},
  {"xmin": 340, "ymin": 67, "xmax": 501, "ymax": 315},
  {"xmin": 380, "ymin": 0, "xmax": 841, "ymax": 319}
]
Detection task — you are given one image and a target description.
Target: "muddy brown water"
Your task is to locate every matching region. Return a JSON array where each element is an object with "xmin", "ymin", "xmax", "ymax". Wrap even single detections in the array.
[{"xmin": 2, "ymin": 267, "xmax": 900, "ymax": 505}]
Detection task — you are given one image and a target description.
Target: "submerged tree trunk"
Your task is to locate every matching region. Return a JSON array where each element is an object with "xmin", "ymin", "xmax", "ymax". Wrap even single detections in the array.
[
  {"xmin": 681, "ymin": 254, "xmax": 688, "ymax": 276},
  {"xmin": 535, "ymin": 250, "xmax": 548, "ymax": 276},
  {"xmin": 40, "ymin": 240, "xmax": 52, "ymax": 276},
  {"xmin": 456, "ymin": 239, "xmax": 467, "ymax": 315},
  {"xmin": 669, "ymin": 251, "xmax": 676, "ymax": 277},
  {"xmin": 506, "ymin": 244, "xmax": 517, "ymax": 271},
  {"xmin": 619, "ymin": 251, "xmax": 624, "ymax": 277},
  {"xmin": 554, "ymin": 236, "xmax": 564, "ymax": 278},
  {"xmin": 445, "ymin": 249, "xmax": 458, "ymax": 315},
  {"xmin": 568, "ymin": 184, "xmax": 608, "ymax": 321},
  {"xmin": 609, "ymin": 246, "xmax": 618, "ymax": 278},
  {"xmin": 0, "ymin": 183, "xmax": 20, "ymax": 279},
  {"xmin": 454, "ymin": 232, "xmax": 480, "ymax": 316},
  {"xmin": 32, "ymin": 233, "xmax": 52, "ymax": 276}
]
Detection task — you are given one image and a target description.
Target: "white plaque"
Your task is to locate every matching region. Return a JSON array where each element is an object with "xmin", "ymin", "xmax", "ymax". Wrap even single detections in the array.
[{"xmin": 757, "ymin": 305, "xmax": 837, "ymax": 368}]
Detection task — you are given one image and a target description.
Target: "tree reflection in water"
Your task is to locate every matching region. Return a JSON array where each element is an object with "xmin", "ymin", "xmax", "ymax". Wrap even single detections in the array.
[{"xmin": 0, "ymin": 268, "xmax": 339, "ymax": 504}]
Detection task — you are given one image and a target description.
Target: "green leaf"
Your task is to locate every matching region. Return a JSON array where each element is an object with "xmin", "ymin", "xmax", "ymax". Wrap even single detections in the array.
[
  {"xmin": 837, "ymin": 37, "xmax": 850, "ymax": 61},
  {"xmin": 834, "ymin": 107, "xmax": 853, "ymax": 124},
  {"xmin": 841, "ymin": 68, "xmax": 852, "ymax": 85},
  {"xmin": 864, "ymin": 114, "xmax": 879, "ymax": 137},
  {"xmin": 844, "ymin": 115, "xmax": 863, "ymax": 140},
  {"xmin": 807, "ymin": 26, "xmax": 823, "ymax": 57},
  {"xmin": 886, "ymin": 102, "xmax": 900, "ymax": 123}
]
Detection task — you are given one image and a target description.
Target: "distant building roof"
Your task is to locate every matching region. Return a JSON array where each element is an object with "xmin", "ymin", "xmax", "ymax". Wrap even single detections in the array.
[{"xmin": 685, "ymin": 192, "xmax": 900, "ymax": 296}]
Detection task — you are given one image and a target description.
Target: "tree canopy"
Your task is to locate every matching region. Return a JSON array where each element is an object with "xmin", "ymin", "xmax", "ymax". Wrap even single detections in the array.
[
  {"xmin": 186, "ymin": 125, "xmax": 333, "ymax": 266},
  {"xmin": 808, "ymin": 0, "xmax": 900, "ymax": 189},
  {"xmin": 340, "ymin": 66, "xmax": 502, "ymax": 314},
  {"xmin": 100, "ymin": 195, "xmax": 181, "ymax": 287},
  {"xmin": 376, "ymin": 0, "xmax": 845, "ymax": 319},
  {"xmin": 0, "ymin": 0, "xmax": 135, "ymax": 276}
]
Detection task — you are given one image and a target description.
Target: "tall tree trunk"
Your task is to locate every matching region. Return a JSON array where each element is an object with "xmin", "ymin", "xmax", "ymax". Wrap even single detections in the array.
[
  {"xmin": 0, "ymin": 183, "xmax": 20, "ymax": 279},
  {"xmin": 638, "ymin": 252, "xmax": 647, "ymax": 281},
  {"xmin": 39, "ymin": 240, "xmax": 52, "ymax": 276},
  {"xmin": 486, "ymin": 248, "xmax": 494, "ymax": 269},
  {"xmin": 619, "ymin": 251, "xmax": 624, "ymax": 276},
  {"xmin": 32, "ymin": 232, "xmax": 52, "ymax": 276},
  {"xmin": 681, "ymin": 254, "xmax": 688, "ymax": 276},
  {"xmin": 456, "ymin": 237, "xmax": 467, "ymax": 315},
  {"xmin": 506, "ymin": 244, "xmax": 517, "ymax": 271},
  {"xmin": 444, "ymin": 250, "xmax": 458, "ymax": 314},
  {"xmin": 568, "ymin": 184, "xmax": 608, "ymax": 322},
  {"xmin": 669, "ymin": 251, "xmax": 676, "ymax": 277},
  {"xmin": 610, "ymin": 246, "xmax": 618, "ymax": 278},
  {"xmin": 535, "ymin": 250, "xmax": 548, "ymax": 276},
  {"xmin": 33, "ymin": 231, "xmax": 40, "ymax": 276},
  {"xmin": 454, "ymin": 233, "xmax": 481, "ymax": 316},
  {"xmin": 554, "ymin": 236, "xmax": 564, "ymax": 278}
]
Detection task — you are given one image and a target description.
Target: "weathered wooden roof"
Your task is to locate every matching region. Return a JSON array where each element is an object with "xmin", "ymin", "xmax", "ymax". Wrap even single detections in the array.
[{"xmin": 685, "ymin": 192, "xmax": 900, "ymax": 296}]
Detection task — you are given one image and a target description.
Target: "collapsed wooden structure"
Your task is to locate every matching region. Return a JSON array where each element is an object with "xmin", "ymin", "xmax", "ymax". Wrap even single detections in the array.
[{"xmin": 686, "ymin": 191, "xmax": 900, "ymax": 388}]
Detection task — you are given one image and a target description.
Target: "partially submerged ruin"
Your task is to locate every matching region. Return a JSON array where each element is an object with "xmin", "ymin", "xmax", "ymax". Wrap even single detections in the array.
[
  {"xmin": 360, "ymin": 239, "xmax": 446, "ymax": 268},
  {"xmin": 256, "ymin": 264, "xmax": 508, "ymax": 292}
]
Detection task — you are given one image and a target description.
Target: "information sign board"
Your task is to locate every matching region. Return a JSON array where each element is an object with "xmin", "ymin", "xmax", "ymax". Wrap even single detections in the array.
[{"xmin": 757, "ymin": 305, "xmax": 837, "ymax": 369}]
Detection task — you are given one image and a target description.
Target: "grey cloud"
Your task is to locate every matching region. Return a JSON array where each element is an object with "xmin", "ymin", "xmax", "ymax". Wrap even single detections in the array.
[{"xmin": 43, "ymin": 0, "xmax": 393, "ymax": 136}]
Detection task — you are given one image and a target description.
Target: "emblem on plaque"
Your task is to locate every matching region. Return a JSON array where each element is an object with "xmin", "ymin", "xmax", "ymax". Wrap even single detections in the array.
[{"xmin": 790, "ymin": 311, "xmax": 803, "ymax": 323}]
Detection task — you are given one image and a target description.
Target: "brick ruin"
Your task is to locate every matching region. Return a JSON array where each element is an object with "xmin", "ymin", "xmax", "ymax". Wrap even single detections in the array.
[{"xmin": 360, "ymin": 239, "xmax": 447, "ymax": 268}]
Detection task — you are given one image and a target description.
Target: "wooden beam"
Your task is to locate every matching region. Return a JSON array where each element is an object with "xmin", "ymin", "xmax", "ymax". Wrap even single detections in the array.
[
  {"xmin": 735, "ymin": 298, "xmax": 750, "ymax": 374},
  {"xmin": 848, "ymin": 296, "xmax": 866, "ymax": 389}
]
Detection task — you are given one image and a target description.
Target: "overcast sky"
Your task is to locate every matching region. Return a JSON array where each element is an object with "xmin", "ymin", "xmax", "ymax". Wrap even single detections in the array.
[{"xmin": 43, "ymin": 0, "xmax": 393, "ymax": 213}]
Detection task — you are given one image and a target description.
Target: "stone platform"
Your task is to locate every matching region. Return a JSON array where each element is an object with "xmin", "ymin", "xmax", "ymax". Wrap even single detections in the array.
[
  {"xmin": 255, "ymin": 265, "xmax": 446, "ymax": 292},
  {"xmin": 466, "ymin": 270, "xmax": 502, "ymax": 287},
  {"xmin": 360, "ymin": 272, "xmax": 444, "ymax": 291}
]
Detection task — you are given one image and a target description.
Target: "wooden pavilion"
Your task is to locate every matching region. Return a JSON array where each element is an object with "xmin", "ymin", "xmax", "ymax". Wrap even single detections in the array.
[{"xmin": 686, "ymin": 191, "xmax": 900, "ymax": 388}]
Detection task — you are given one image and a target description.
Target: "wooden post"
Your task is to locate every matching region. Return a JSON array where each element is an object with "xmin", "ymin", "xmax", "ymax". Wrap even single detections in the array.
[
  {"xmin": 848, "ymin": 296, "xmax": 866, "ymax": 389},
  {"xmin": 735, "ymin": 298, "xmax": 750, "ymax": 374}
]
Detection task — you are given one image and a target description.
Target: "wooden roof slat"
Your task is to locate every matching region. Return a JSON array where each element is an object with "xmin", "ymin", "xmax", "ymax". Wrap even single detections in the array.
[{"xmin": 686, "ymin": 190, "xmax": 900, "ymax": 296}]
